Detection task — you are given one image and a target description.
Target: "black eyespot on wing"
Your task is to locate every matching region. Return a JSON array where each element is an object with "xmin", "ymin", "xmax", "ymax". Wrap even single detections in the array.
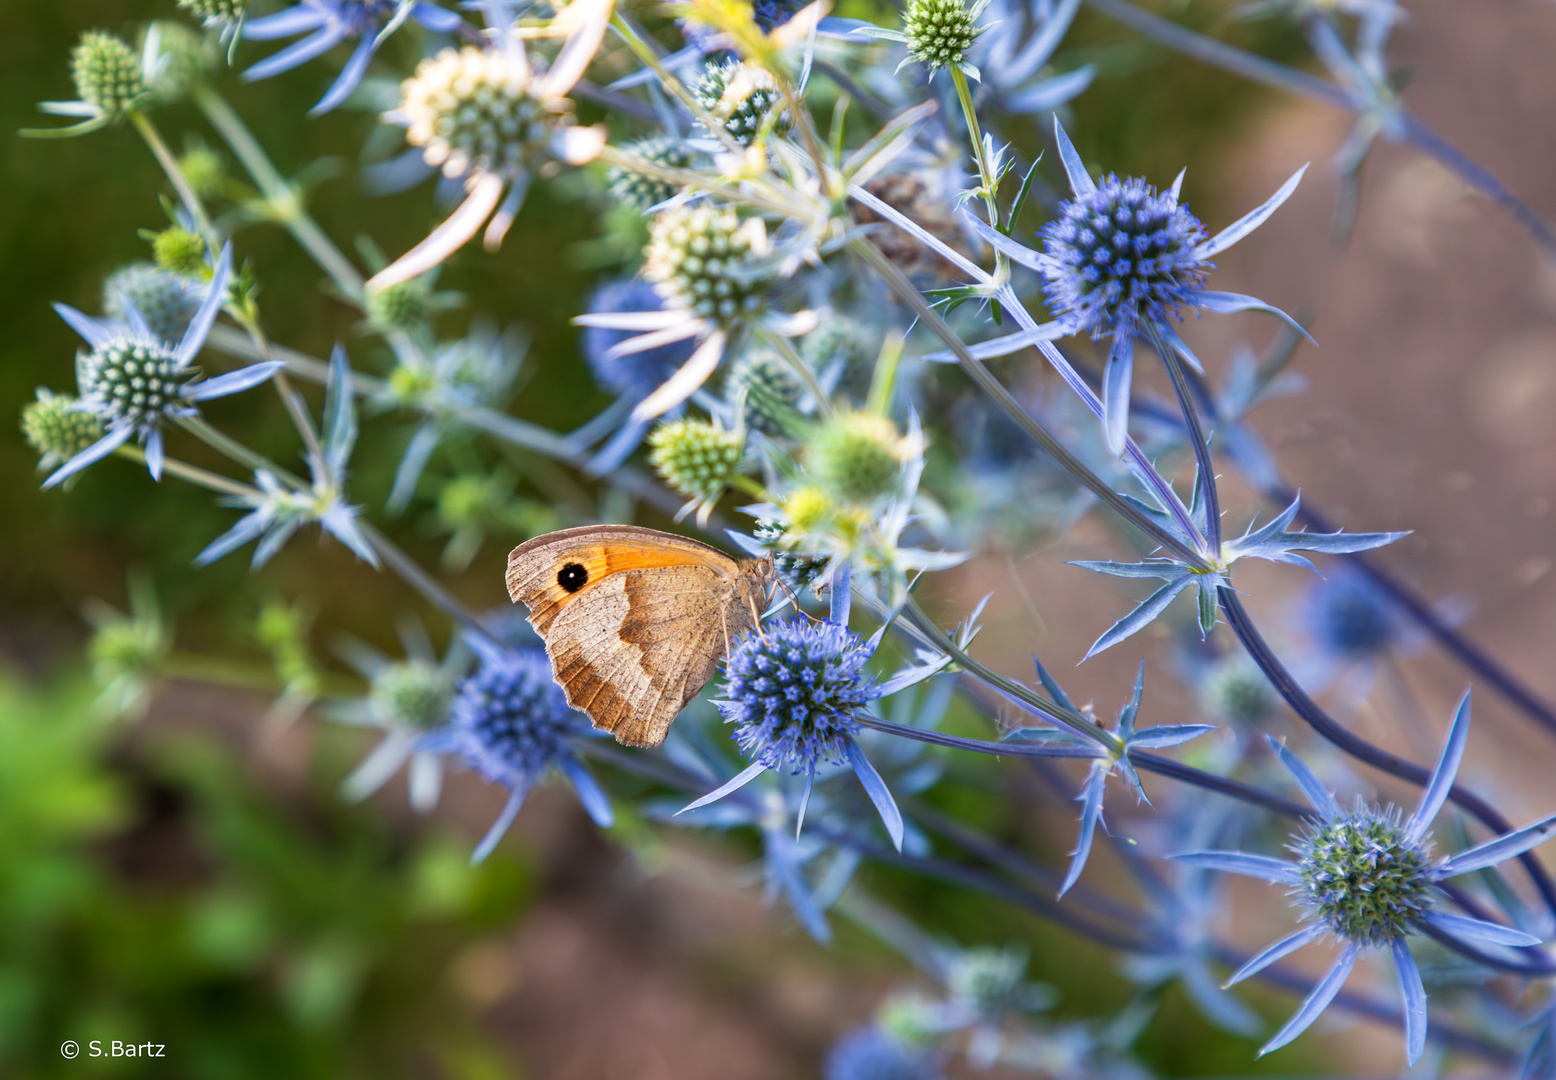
[{"xmin": 557, "ymin": 562, "xmax": 589, "ymax": 593}]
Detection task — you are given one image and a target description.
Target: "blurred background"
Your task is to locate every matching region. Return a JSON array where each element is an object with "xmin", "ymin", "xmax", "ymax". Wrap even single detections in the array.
[{"xmin": 1, "ymin": 0, "xmax": 1553, "ymax": 1075}]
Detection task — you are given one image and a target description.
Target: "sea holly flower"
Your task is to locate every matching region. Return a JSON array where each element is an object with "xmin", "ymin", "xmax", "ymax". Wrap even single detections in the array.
[
  {"xmin": 241, "ymin": 1, "xmax": 465, "ymax": 115},
  {"xmin": 945, "ymin": 118, "xmax": 1308, "ymax": 455},
  {"xmin": 421, "ymin": 634, "xmax": 613, "ymax": 862},
  {"xmin": 195, "ymin": 345, "xmax": 378, "ymax": 568},
  {"xmin": 45, "ymin": 245, "xmax": 284, "ymax": 489},
  {"xmin": 102, "ymin": 263, "xmax": 204, "ymax": 343},
  {"xmin": 21, "ymin": 389, "xmax": 105, "ymax": 478},
  {"xmin": 677, "ymin": 573, "xmax": 951, "ymax": 852},
  {"xmin": 23, "ymin": 29, "xmax": 166, "ymax": 138},
  {"xmin": 853, "ymin": 0, "xmax": 989, "ymax": 80},
  {"xmin": 1172, "ymin": 694, "xmax": 1556, "ymax": 1064},
  {"xmin": 329, "ymin": 618, "xmax": 469, "ymax": 811},
  {"xmin": 648, "ymin": 416, "xmax": 747, "ymax": 526},
  {"xmin": 1071, "ymin": 487, "xmax": 1406, "ymax": 656},
  {"xmin": 692, "ymin": 59, "xmax": 788, "ymax": 148},
  {"xmin": 365, "ymin": 2, "xmax": 614, "ymax": 289},
  {"xmin": 1001, "ymin": 661, "xmax": 1214, "ymax": 895}
]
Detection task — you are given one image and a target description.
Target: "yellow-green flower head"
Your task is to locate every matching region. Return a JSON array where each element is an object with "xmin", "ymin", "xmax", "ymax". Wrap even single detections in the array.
[
  {"xmin": 152, "ymin": 227, "xmax": 209, "ymax": 277},
  {"xmin": 903, "ymin": 0, "xmax": 983, "ymax": 73},
  {"xmin": 644, "ymin": 205, "xmax": 770, "ymax": 327},
  {"xmin": 692, "ymin": 59, "xmax": 787, "ymax": 148},
  {"xmin": 366, "ymin": 278, "xmax": 431, "ymax": 335},
  {"xmin": 22, "ymin": 390, "xmax": 105, "ymax": 472},
  {"xmin": 649, "ymin": 418, "xmax": 744, "ymax": 502},
  {"xmin": 371, "ymin": 659, "xmax": 454, "ymax": 730},
  {"xmin": 71, "ymin": 31, "xmax": 147, "ymax": 121},
  {"xmin": 807, "ymin": 412, "xmax": 905, "ymax": 504}
]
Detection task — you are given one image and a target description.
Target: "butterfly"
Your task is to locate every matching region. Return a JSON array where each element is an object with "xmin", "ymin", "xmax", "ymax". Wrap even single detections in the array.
[{"xmin": 506, "ymin": 525, "xmax": 775, "ymax": 747}]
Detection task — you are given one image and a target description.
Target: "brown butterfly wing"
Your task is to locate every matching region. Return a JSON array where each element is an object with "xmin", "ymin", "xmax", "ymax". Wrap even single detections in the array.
[{"xmin": 505, "ymin": 526, "xmax": 768, "ymax": 747}]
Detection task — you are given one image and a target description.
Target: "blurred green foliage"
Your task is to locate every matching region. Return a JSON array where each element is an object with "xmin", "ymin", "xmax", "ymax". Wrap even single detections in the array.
[{"xmin": 0, "ymin": 668, "xmax": 532, "ymax": 1078}]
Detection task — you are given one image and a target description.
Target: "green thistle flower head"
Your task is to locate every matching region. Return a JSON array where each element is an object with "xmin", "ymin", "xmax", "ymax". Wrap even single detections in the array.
[
  {"xmin": 1199, "ymin": 652, "xmax": 1277, "ymax": 726},
  {"xmin": 103, "ymin": 264, "xmax": 202, "ymax": 342},
  {"xmin": 1296, "ymin": 803, "xmax": 1433, "ymax": 945},
  {"xmin": 71, "ymin": 31, "xmax": 147, "ymax": 121},
  {"xmin": 649, "ymin": 418, "xmax": 745, "ymax": 502},
  {"xmin": 22, "ymin": 390, "xmax": 105, "ymax": 472},
  {"xmin": 372, "ymin": 659, "xmax": 454, "ymax": 730},
  {"xmin": 807, "ymin": 412, "xmax": 904, "ymax": 504},
  {"xmin": 644, "ymin": 204, "xmax": 770, "ymax": 326},
  {"xmin": 176, "ymin": 0, "xmax": 247, "ymax": 21},
  {"xmin": 177, "ymin": 146, "xmax": 226, "ymax": 197},
  {"xmin": 726, "ymin": 351, "xmax": 802, "ymax": 436},
  {"xmin": 152, "ymin": 226, "xmax": 209, "ymax": 277},
  {"xmin": 608, "ymin": 137, "xmax": 694, "ymax": 211},
  {"xmin": 903, "ymin": 0, "xmax": 983, "ymax": 73},
  {"xmin": 366, "ymin": 279, "xmax": 432, "ymax": 336},
  {"xmin": 692, "ymin": 59, "xmax": 786, "ymax": 148},
  {"xmin": 396, "ymin": 46, "xmax": 554, "ymax": 181}
]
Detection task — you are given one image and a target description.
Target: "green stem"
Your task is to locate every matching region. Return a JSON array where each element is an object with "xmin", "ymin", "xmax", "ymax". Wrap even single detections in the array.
[
  {"xmin": 178, "ymin": 416, "xmax": 309, "ymax": 490},
  {"xmin": 949, "ymin": 66, "xmax": 1008, "ymax": 281},
  {"xmin": 113, "ymin": 445, "xmax": 258, "ymax": 498},
  {"xmin": 132, "ymin": 112, "xmax": 218, "ymax": 245},
  {"xmin": 195, "ymin": 87, "xmax": 365, "ymax": 302}
]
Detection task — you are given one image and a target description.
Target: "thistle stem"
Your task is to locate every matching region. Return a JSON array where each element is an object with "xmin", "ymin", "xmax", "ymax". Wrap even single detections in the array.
[
  {"xmin": 1150, "ymin": 324, "xmax": 1222, "ymax": 548},
  {"xmin": 194, "ymin": 87, "xmax": 365, "ymax": 302}
]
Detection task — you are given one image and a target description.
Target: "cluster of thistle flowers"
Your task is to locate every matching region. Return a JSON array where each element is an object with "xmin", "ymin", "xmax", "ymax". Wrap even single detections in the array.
[{"xmin": 23, "ymin": 0, "xmax": 1556, "ymax": 1073}]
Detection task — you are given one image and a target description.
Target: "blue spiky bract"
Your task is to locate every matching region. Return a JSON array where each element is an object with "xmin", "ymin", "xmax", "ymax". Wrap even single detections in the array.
[
  {"xmin": 1039, "ymin": 175, "xmax": 1210, "ymax": 336},
  {"xmin": 717, "ymin": 617, "xmax": 879, "ymax": 773}
]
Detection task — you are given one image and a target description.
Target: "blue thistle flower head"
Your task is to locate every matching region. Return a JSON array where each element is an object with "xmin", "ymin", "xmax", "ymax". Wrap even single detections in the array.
[
  {"xmin": 1038, "ymin": 174, "xmax": 1211, "ymax": 337},
  {"xmin": 824, "ymin": 1026, "xmax": 944, "ymax": 1080},
  {"xmin": 717, "ymin": 617, "xmax": 879, "ymax": 773},
  {"xmin": 679, "ymin": 0, "xmax": 808, "ymax": 48},
  {"xmin": 1293, "ymin": 799, "xmax": 1433, "ymax": 947},
  {"xmin": 581, "ymin": 278, "xmax": 697, "ymax": 400},
  {"xmin": 450, "ymin": 645, "xmax": 587, "ymax": 790},
  {"xmin": 242, "ymin": 0, "xmax": 464, "ymax": 115},
  {"xmin": 1306, "ymin": 571, "xmax": 1400, "ymax": 658}
]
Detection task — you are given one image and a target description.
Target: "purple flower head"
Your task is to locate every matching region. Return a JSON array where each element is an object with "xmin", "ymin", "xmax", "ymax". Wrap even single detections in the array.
[
  {"xmin": 443, "ymin": 636, "xmax": 613, "ymax": 861},
  {"xmin": 717, "ymin": 616, "xmax": 880, "ymax": 774},
  {"xmin": 824, "ymin": 1026, "xmax": 944, "ymax": 1080},
  {"xmin": 1038, "ymin": 174, "xmax": 1210, "ymax": 338},
  {"xmin": 242, "ymin": 1, "xmax": 464, "ymax": 115},
  {"xmin": 581, "ymin": 279, "xmax": 698, "ymax": 400}
]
